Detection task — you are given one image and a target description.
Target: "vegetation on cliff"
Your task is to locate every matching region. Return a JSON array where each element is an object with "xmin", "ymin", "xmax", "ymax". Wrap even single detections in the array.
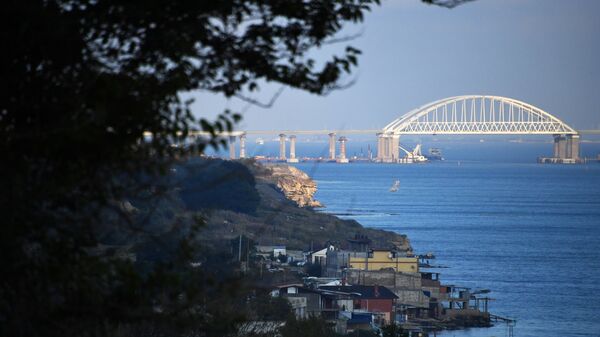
[{"xmin": 185, "ymin": 158, "xmax": 410, "ymax": 252}]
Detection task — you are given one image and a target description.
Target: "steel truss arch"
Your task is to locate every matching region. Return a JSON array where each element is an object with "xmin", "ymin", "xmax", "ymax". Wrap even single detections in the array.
[{"xmin": 383, "ymin": 95, "xmax": 577, "ymax": 135}]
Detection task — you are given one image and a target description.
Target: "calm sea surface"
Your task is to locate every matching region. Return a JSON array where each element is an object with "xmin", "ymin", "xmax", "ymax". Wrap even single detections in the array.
[{"xmin": 289, "ymin": 143, "xmax": 600, "ymax": 337}]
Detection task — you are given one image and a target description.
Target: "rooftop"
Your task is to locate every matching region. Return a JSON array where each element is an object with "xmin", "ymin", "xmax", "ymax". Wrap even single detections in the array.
[{"xmin": 319, "ymin": 285, "xmax": 398, "ymax": 300}]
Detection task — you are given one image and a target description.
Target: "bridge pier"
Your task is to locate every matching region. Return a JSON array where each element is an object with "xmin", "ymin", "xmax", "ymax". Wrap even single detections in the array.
[
  {"xmin": 279, "ymin": 134, "xmax": 286, "ymax": 161},
  {"xmin": 328, "ymin": 133, "xmax": 336, "ymax": 161},
  {"xmin": 239, "ymin": 133, "xmax": 246, "ymax": 159},
  {"xmin": 567, "ymin": 134, "xmax": 580, "ymax": 160},
  {"xmin": 229, "ymin": 136, "xmax": 236, "ymax": 160},
  {"xmin": 337, "ymin": 136, "xmax": 349, "ymax": 163},
  {"xmin": 287, "ymin": 135, "xmax": 298, "ymax": 163},
  {"xmin": 546, "ymin": 133, "xmax": 580, "ymax": 163},
  {"xmin": 377, "ymin": 133, "xmax": 399, "ymax": 163},
  {"xmin": 389, "ymin": 134, "xmax": 400, "ymax": 162},
  {"xmin": 554, "ymin": 134, "xmax": 567, "ymax": 159},
  {"xmin": 376, "ymin": 133, "xmax": 383, "ymax": 162}
]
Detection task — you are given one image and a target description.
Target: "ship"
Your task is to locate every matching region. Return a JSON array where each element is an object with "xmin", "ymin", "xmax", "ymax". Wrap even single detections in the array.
[
  {"xmin": 426, "ymin": 147, "xmax": 444, "ymax": 161},
  {"xmin": 389, "ymin": 180, "xmax": 400, "ymax": 192},
  {"xmin": 255, "ymin": 137, "xmax": 264, "ymax": 145},
  {"xmin": 398, "ymin": 144, "xmax": 428, "ymax": 163}
]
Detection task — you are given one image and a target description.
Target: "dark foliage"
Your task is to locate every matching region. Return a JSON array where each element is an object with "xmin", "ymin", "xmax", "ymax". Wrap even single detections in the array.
[
  {"xmin": 305, "ymin": 262, "xmax": 323, "ymax": 277},
  {"xmin": 178, "ymin": 159, "xmax": 260, "ymax": 213},
  {"xmin": 351, "ymin": 330, "xmax": 380, "ymax": 337},
  {"xmin": 0, "ymin": 0, "xmax": 467, "ymax": 336},
  {"xmin": 381, "ymin": 323, "xmax": 409, "ymax": 337},
  {"xmin": 248, "ymin": 294, "xmax": 292, "ymax": 321}
]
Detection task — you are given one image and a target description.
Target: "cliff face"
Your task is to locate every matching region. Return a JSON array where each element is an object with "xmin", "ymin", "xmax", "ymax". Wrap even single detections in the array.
[
  {"xmin": 180, "ymin": 158, "xmax": 410, "ymax": 252},
  {"xmin": 265, "ymin": 165, "xmax": 323, "ymax": 208}
]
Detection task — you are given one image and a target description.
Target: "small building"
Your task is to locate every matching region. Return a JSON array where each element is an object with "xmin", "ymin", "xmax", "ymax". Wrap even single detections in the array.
[
  {"xmin": 325, "ymin": 249, "xmax": 368, "ymax": 277},
  {"xmin": 309, "ymin": 246, "xmax": 332, "ymax": 265},
  {"xmin": 272, "ymin": 284, "xmax": 324, "ymax": 318},
  {"xmin": 286, "ymin": 249, "xmax": 305, "ymax": 263},
  {"xmin": 345, "ymin": 269, "xmax": 430, "ymax": 310},
  {"xmin": 319, "ymin": 285, "xmax": 398, "ymax": 325},
  {"xmin": 256, "ymin": 245, "xmax": 286, "ymax": 259},
  {"xmin": 349, "ymin": 249, "xmax": 419, "ymax": 273}
]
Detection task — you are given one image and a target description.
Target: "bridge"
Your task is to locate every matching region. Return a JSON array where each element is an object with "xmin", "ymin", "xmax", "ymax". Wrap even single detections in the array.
[
  {"xmin": 188, "ymin": 95, "xmax": 598, "ymax": 163},
  {"xmin": 378, "ymin": 95, "xmax": 582, "ymax": 163}
]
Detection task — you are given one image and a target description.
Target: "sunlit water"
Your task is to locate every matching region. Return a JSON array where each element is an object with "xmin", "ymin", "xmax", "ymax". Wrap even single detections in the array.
[{"xmin": 287, "ymin": 143, "xmax": 600, "ymax": 337}]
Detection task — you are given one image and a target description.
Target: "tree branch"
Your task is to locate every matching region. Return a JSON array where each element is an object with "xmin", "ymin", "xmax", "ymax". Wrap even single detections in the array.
[{"xmin": 234, "ymin": 86, "xmax": 285, "ymax": 109}]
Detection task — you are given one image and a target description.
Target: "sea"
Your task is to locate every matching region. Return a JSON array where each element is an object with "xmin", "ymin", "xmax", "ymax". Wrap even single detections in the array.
[{"xmin": 213, "ymin": 139, "xmax": 600, "ymax": 336}]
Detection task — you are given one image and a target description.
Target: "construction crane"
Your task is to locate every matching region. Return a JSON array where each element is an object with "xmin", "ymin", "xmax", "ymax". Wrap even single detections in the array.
[{"xmin": 398, "ymin": 144, "xmax": 428, "ymax": 163}]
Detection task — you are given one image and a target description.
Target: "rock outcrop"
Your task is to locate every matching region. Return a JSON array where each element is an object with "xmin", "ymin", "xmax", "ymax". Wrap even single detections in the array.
[
  {"xmin": 191, "ymin": 159, "xmax": 410, "ymax": 252},
  {"xmin": 262, "ymin": 165, "xmax": 323, "ymax": 208}
]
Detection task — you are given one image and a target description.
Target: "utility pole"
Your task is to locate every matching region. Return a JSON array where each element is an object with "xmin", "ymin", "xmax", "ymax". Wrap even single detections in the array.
[{"xmin": 238, "ymin": 234, "xmax": 242, "ymax": 262}]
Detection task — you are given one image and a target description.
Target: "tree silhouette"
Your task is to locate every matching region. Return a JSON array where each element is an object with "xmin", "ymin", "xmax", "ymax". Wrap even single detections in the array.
[{"xmin": 0, "ymin": 1, "xmax": 470, "ymax": 336}]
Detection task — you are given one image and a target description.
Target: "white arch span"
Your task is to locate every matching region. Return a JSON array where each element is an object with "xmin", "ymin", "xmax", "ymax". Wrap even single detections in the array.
[{"xmin": 383, "ymin": 95, "xmax": 577, "ymax": 135}]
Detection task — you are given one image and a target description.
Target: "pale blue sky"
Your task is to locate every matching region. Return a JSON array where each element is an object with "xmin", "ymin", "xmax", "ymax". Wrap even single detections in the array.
[{"xmin": 189, "ymin": 0, "xmax": 600, "ymax": 131}]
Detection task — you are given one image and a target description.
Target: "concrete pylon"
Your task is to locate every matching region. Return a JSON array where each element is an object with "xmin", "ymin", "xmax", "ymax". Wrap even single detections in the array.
[
  {"xmin": 553, "ymin": 134, "xmax": 561, "ymax": 158},
  {"xmin": 239, "ymin": 133, "xmax": 246, "ymax": 159},
  {"xmin": 287, "ymin": 135, "xmax": 299, "ymax": 163},
  {"xmin": 337, "ymin": 136, "xmax": 349, "ymax": 163},
  {"xmin": 551, "ymin": 133, "xmax": 580, "ymax": 163},
  {"xmin": 553, "ymin": 134, "xmax": 568, "ymax": 159},
  {"xmin": 229, "ymin": 136, "xmax": 236, "ymax": 160},
  {"xmin": 376, "ymin": 133, "xmax": 398, "ymax": 163},
  {"xmin": 328, "ymin": 133, "xmax": 336, "ymax": 161},
  {"xmin": 390, "ymin": 135, "xmax": 400, "ymax": 162},
  {"xmin": 376, "ymin": 133, "xmax": 384, "ymax": 162},
  {"xmin": 279, "ymin": 134, "xmax": 286, "ymax": 161},
  {"xmin": 567, "ymin": 134, "xmax": 580, "ymax": 160}
]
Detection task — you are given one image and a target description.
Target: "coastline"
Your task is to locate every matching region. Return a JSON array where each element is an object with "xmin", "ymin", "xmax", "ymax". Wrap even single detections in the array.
[
  {"xmin": 177, "ymin": 158, "xmax": 497, "ymax": 335},
  {"xmin": 245, "ymin": 161, "xmax": 495, "ymax": 334}
]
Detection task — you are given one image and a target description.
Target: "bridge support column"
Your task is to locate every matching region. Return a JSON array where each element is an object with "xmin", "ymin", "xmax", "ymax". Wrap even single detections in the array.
[
  {"xmin": 229, "ymin": 136, "xmax": 236, "ymax": 160},
  {"xmin": 567, "ymin": 134, "xmax": 580, "ymax": 160},
  {"xmin": 239, "ymin": 133, "xmax": 246, "ymax": 159},
  {"xmin": 337, "ymin": 136, "xmax": 349, "ymax": 163},
  {"xmin": 376, "ymin": 134, "xmax": 397, "ymax": 163},
  {"xmin": 328, "ymin": 133, "xmax": 336, "ymax": 161},
  {"xmin": 287, "ymin": 135, "xmax": 298, "ymax": 163},
  {"xmin": 553, "ymin": 134, "xmax": 568, "ymax": 159},
  {"xmin": 389, "ymin": 135, "xmax": 400, "ymax": 163},
  {"xmin": 376, "ymin": 133, "xmax": 384, "ymax": 162},
  {"xmin": 383, "ymin": 136, "xmax": 389, "ymax": 161},
  {"xmin": 279, "ymin": 134, "xmax": 286, "ymax": 161}
]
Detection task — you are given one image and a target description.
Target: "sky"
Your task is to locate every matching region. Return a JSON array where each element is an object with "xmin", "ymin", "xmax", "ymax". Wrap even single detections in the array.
[{"xmin": 189, "ymin": 0, "xmax": 600, "ymax": 132}]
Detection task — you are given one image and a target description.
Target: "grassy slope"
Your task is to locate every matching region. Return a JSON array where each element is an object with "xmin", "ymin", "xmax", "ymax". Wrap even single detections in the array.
[{"xmin": 189, "ymin": 159, "xmax": 411, "ymax": 252}]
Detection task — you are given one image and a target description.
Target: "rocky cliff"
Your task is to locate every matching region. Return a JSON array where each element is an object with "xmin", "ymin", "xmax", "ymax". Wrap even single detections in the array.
[
  {"xmin": 177, "ymin": 158, "xmax": 411, "ymax": 252},
  {"xmin": 262, "ymin": 165, "xmax": 323, "ymax": 208}
]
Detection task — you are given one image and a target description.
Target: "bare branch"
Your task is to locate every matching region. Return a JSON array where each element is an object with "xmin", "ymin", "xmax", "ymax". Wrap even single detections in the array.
[
  {"xmin": 321, "ymin": 76, "xmax": 359, "ymax": 96},
  {"xmin": 322, "ymin": 28, "xmax": 365, "ymax": 45},
  {"xmin": 234, "ymin": 86, "xmax": 285, "ymax": 109},
  {"xmin": 423, "ymin": 0, "xmax": 475, "ymax": 8}
]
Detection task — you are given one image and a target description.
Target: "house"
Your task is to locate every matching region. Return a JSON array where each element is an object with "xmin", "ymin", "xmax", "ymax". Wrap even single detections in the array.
[
  {"xmin": 345, "ymin": 269, "xmax": 429, "ymax": 309},
  {"xmin": 255, "ymin": 245, "xmax": 286, "ymax": 259},
  {"xmin": 309, "ymin": 246, "xmax": 332, "ymax": 265},
  {"xmin": 286, "ymin": 249, "xmax": 305, "ymax": 263},
  {"xmin": 319, "ymin": 285, "xmax": 398, "ymax": 325},
  {"xmin": 272, "ymin": 284, "xmax": 323, "ymax": 319},
  {"xmin": 325, "ymin": 249, "xmax": 366, "ymax": 277},
  {"xmin": 348, "ymin": 248, "xmax": 419, "ymax": 273},
  {"xmin": 271, "ymin": 283, "xmax": 399, "ymax": 333}
]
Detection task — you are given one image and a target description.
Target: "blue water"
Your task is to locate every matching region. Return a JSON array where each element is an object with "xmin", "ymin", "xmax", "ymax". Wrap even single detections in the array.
[{"xmin": 292, "ymin": 155, "xmax": 600, "ymax": 337}]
